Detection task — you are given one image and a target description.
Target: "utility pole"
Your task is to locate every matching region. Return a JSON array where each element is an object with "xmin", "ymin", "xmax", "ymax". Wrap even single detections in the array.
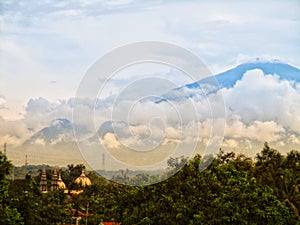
[
  {"xmin": 3, "ymin": 143, "xmax": 6, "ymax": 156},
  {"xmin": 102, "ymin": 152, "xmax": 105, "ymax": 171},
  {"xmin": 25, "ymin": 154, "xmax": 28, "ymax": 167}
]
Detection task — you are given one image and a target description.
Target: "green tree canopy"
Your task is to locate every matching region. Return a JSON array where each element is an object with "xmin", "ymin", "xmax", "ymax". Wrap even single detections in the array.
[{"xmin": 0, "ymin": 152, "xmax": 24, "ymax": 225}]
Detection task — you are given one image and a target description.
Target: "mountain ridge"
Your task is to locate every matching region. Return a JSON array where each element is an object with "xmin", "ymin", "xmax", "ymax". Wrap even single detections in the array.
[
  {"xmin": 159, "ymin": 60, "xmax": 300, "ymax": 102},
  {"xmin": 23, "ymin": 60, "xmax": 300, "ymax": 146},
  {"xmin": 186, "ymin": 60, "xmax": 300, "ymax": 90}
]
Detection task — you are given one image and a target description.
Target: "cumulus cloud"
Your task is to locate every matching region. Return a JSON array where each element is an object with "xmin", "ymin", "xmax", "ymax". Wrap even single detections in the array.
[
  {"xmin": 225, "ymin": 119, "xmax": 285, "ymax": 142},
  {"xmin": 221, "ymin": 69, "xmax": 300, "ymax": 132},
  {"xmin": 0, "ymin": 116, "xmax": 31, "ymax": 146},
  {"xmin": 101, "ymin": 133, "xmax": 121, "ymax": 149},
  {"xmin": 288, "ymin": 134, "xmax": 300, "ymax": 145},
  {"xmin": 26, "ymin": 98, "xmax": 54, "ymax": 115},
  {"xmin": 0, "ymin": 134, "xmax": 24, "ymax": 147},
  {"xmin": 2, "ymin": 67, "xmax": 300, "ymax": 164},
  {"xmin": 0, "ymin": 95, "xmax": 6, "ymax": 108},
  {"xmin": 32, "ymin": 138, "xmax": 46, "ymax": 146},
  {"xmin": 22, "ymin": 98, "xmax": 71, "ymax": 133},
  {"xmin": 165, "ymin": 126, "xmax": 180, "ymax": 140},
  {"xmin": 1, "ymin": 0, "xmax": 299, "ymax": 168},
  {"xmin": 129, "ymin": 125, "xmax": 151, "ymax": 138},
  {"xmin": 222, "ymin": 139, "xmax": 239, "ymax": 149}
]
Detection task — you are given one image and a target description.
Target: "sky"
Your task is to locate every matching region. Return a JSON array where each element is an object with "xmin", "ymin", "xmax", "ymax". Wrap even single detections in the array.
[{"xmin": 0, "ymin": 0, "xmax": 300, "ymax": 169}]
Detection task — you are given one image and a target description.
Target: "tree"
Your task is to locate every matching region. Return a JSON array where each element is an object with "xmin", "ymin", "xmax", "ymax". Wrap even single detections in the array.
[
  {"xmin": 3, "ymin": 144, "xmax": 300, "ymax": 224},
  {"xmin": 118, "ymin": 154, "xmax": 298, "ymax": 224},
  {"xmin": 63, "ymin": 164, "xmax": 86, "ymax": 188},
  {"xmin": 0, "ymin": 152, "xmax": 24, "ymax": 224},
  {"xmin": 0, "ymin": 151, "xmax": 12, "ymax": 179},
  {"xmin": 254, "ymin": 144, "xmax": 300, "ymax": 220},
  {"xmin": 167, "ymin": 156, "xmax": 188, "ymax": 171}
]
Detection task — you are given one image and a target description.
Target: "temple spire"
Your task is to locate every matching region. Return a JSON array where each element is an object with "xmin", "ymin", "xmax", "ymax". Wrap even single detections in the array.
[
  {"xmin": 51, "ymin": 167, "xmax": 59, "ymax": 191},
  {"xmin": 39, "ymin": 168, "xmax": 48, "ymax": 193}
]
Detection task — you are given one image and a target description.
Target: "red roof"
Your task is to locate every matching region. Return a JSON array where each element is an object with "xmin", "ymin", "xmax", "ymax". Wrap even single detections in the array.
[
  {"xmin": 70, "ymin": 209, "xmax": 90, "ymax": 218},
  {"xmin": 70, "ymin": 210, "xmax": 120, "ymax": 224},
  {"xmin": 101, "ymin": 223, "xmax": 121, "ymax": 225}
]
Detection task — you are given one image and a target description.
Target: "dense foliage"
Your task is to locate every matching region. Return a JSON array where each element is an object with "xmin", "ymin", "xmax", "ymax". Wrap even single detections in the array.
[
  {"xmin": 1, "ymin": 143, "xmax": 300, "ymax": 224},
  {"xmin": 0, "ymin": 153, "xmax": 24, "ymax": 224}
]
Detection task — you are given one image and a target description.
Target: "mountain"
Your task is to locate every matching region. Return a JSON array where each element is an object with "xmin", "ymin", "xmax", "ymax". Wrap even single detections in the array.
[
  {"xmin": 23, "ymin": 60, "xmax": 300, "ymax": 147},
  {"xmin": 89, "ymin": 120, "xmax": 134, "ymax": 143},
  {"xmin": 195, "ymin": 60, "xmax": 300, "ymax": 89},
  {"xmin": 161, "ymin": 60, "xmax": 300, "ymax": 102},
  {"xmin": 91, "ymin": 60, "xmax": 300, "ymax": 139},
  {"xmin": 26, "ymin": 118, "xmax": 75, "ymax": 145},
  {"xmin": 97, "ymin": 121, "xmax": 127, "ymax": 138},
  {"xmin": 15, "ymin": 118, "xmax": 87, "ymax": 166}
]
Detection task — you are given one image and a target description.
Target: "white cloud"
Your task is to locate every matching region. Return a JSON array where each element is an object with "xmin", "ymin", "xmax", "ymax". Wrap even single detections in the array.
[
  {"xmin": 225, "ymin": 119, "xmax": 285, "ymax": 142},
  {"xmin": 0, "ymin": 134, "xmax": 23, "ymax": 147},
  {"xmin": 222, "ymin": 69, "xmax": 300, "ymax": 131},
  {"xmin": 129, "ymin": 125, "xmax": 150, "ymax": 138},
  {"xmin": 101, "ymin": 132, "xmax": 121, "ymax": 149},
  {"xmin": 1, "ymin": 0, "xmax": 299, "ymax": 111},
  {"xmin": 0, "ymin": 116, "xmax": 31, "ymax": 146},
  {"xmin": 165, "ymin": 126, "xmax": 180, "ymax": 140},
  {"xmin": 1, "ymin": 0, "xmax": 300, "ymax": 166},
  {"xmin": 32, "ymin": 138, "xmax": 46, "ymax": 146},
  {"xmin": 222, "ymin": 139, "xmax": 239, "ymax": 149},
  {"xmin": 288, "ymin": 134, "xmax": 300, "ymax": 145},
  {"xmin": 0, "ymin": 95, "xmax": 6, "ymax": 107},
  {"xmin": 2, "ymin": 67, "xmax": 300, "ymax": 155},
  {"xmin": 9, "ymin": 67, "xmax": 297, "ymax": 145}
]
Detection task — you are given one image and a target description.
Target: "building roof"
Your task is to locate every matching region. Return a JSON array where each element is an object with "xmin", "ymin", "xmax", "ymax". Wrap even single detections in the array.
[
  {"xmin": 74, "ymin": 171, "xmax": 92, "ymax": 187},
  {"xmin": 57, "ymin": 174, "xmax": 67, "ymax": 190},
  {"xmin": 70, "ymin": 209, "xmax": 90, "ymax": 218},
  {"xmin": 101, "ymin": 222, "xmax": 121, "ymax": 225}
]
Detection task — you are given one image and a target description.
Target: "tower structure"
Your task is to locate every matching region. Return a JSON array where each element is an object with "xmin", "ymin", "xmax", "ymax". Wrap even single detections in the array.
[
  {"xmin": 39, "ymin": 168, "xmax": 48, "ymax": 193},
  {"xmin": 2, "ymin": 143, "xmax": 6, "ymax": 155},
  {"xmin": 25, "ymin": 155, "xmax": 28, "ymax": 167},
  {"xmin": 102, "ymin": 152, "xmax": 105, "ymax": 170},
  {"xmin": 75, "ymin": 170, "xmax": 92, "ymax": 187},
  {"xmin": 39, "ymin": 168, "xmax": 92, "ymax": 195},
  {"xmin": 57, "ymin": 173, "xmax": 68, "ymax": 193},
  {"xmin": 51, "ymin": 167, "xmax": 59, "ymax": 191}
]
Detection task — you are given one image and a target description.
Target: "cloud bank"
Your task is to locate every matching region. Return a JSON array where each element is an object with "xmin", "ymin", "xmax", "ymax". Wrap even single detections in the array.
[{"xmin": 1, "ymin": 67, "xmax": 299, "ymax": 168}]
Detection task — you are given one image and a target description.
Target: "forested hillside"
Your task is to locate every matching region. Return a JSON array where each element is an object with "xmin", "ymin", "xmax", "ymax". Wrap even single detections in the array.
[{"xmin": 1, "ymin": 143, "xmax": 300, "ymax": 224}]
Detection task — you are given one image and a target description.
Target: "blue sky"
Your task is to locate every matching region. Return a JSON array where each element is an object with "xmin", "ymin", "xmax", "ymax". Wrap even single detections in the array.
[
  {"xmin": 1, "ymin": 0, "xmax": 300, "ymax": 118},
  {"xmin": 1, "ymin": 0, "xmax": 300, "ymax": 167}
]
